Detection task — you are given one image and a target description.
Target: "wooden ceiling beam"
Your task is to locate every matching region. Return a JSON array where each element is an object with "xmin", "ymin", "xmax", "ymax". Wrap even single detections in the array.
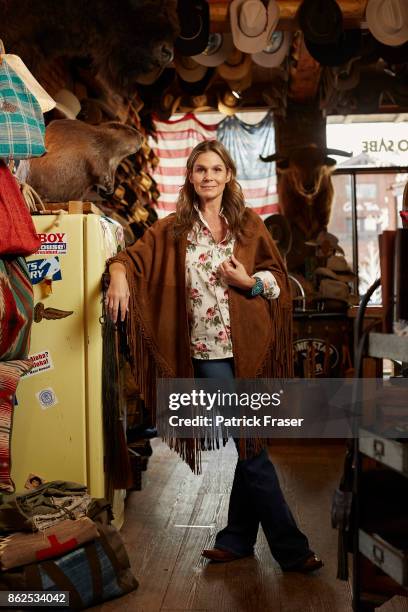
[{"xmin": 209, "ymin": 0, "xmax": 368, "ymax": 32}]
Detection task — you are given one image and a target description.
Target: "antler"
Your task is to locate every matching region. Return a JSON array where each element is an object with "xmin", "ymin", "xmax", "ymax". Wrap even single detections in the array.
[{"xmin": 324, "ymin": 148, "xmax": 352, "ymax": 157}]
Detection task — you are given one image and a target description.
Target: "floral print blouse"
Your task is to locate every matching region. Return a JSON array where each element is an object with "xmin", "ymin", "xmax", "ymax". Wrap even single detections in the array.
[{"xmin": 186, "ymin": 207, "xmax": 280, "ymax": 360}]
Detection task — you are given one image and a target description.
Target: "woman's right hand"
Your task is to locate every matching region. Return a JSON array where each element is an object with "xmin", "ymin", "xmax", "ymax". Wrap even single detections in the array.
[{"xmin": 106, "ymin": 263, "xmax": 130, "ymax": 323}]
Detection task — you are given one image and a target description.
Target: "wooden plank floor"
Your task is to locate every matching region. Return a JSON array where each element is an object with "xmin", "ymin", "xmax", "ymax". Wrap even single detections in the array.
[{"xmin": 92, "ymin": 440, "xmax": 406, "ymax": 612}]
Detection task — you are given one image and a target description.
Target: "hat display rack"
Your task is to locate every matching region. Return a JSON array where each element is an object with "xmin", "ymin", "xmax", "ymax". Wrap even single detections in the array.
[
  {"xmin": 141, "ymin": 0, "xmax": 408, "ymax": 118},
  {"xmin": 5, "ymin": 0, "xmax": 408, "ymax": 242}
]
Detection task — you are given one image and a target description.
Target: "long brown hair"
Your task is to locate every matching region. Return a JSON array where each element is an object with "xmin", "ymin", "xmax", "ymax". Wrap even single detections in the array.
[{"xmin": 173, "ymin": 140, "xmax": 247, "ymax": 238}]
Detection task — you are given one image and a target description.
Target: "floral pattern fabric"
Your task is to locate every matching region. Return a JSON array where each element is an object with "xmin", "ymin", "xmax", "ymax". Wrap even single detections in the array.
[{"xmin": 186, "ymin": 208, "xmax": 280, "ymax": 360}]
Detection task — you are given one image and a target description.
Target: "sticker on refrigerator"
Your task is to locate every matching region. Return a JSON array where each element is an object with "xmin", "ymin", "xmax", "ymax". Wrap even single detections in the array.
[
  {"xmin": 27, "ymin": 256, "xmax": 62, "ymax": 285},
  {"xmin": 36, "ymin": 232, "xmax": 67, "ymax": 255},
  {"xmin": 22, "ymin": 350, "xmax": 54, "ymax": 378},
  {"xmin": 36, "ymin": 388, "xmax": 58, "ymax": 409}
]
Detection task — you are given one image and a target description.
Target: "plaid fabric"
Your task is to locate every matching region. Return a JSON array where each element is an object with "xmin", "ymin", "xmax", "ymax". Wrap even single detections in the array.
[
  {"xmin": 0, "ymin": 58, "xmax": 45, "ymax": 160},
  {"xmin": 0, "ymin": 257, "xmax": 34, "ymax": 361},
  {"xmin": 0, "ymin": 359, "xmax": 33, "ymax": 493}
]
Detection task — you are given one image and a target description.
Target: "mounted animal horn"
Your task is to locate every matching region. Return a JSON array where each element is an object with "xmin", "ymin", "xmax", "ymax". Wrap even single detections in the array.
[
  {"xmin": 260, "ymin": 153, "xmax": 286, "ymax": 163},
  {"xmin": 324, "ymin": 148, "xmax": 352, "ymax": 157}
]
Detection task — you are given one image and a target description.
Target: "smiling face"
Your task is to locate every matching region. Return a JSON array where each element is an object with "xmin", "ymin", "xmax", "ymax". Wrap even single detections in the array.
[{"xmin": 189, "ymin": 151, "xmax": 231, "ymax": 203}]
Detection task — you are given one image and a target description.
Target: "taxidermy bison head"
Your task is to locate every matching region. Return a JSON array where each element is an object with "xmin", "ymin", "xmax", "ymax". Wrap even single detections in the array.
[
  {"xmin": 17, "ymin": 119, "xmax": 143, "ymax": 201},
  {"xmin": 1, "ymin": 0, "xmax": 179, "ymax": 96},
  {"xmin": 261, "ymin": 145, "xmax": 352, "ymax": 202}
]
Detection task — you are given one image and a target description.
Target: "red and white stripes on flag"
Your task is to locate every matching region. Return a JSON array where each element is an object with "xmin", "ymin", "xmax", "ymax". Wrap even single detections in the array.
[
  {"xmin": 150, "ymin": 114, "xmax": 217, "ymax": 218},
  {"xmin": 150, "ymin": 112, "xmax": 279, "ymax": 219}
]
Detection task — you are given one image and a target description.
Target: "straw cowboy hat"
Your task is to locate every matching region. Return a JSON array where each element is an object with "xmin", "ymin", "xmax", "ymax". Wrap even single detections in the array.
[
  {"xmin": 252, "ymin": 31, "xmax": 291, "ymax": 68},
  {"xmin": 230, "ymin": 0, "xmax": 280, "ymax": 54},
  {"xmin": 176, "ymin": 57, "xmax": 215, "ymax": 95},
  {"xmin": 54, "ymin": 89, "xmax": 81, "ymax": 119},
  {"xmin": 175, "ymin": 0, "xmax": 210, "ymax": 56},
  {"xmin": 217, "ymin": 91, "xmax": 242, "ymax": 116},
  {"xmin": 192, "ymin": 33, "xmax": 234, "ymax": 67},
  {"xmin": 366, "ymin": 0, "xmax": 408, "ymax": 47},
  {"xmin": 175, "ymin": 56, "xmax": 208, "ymax": 83},
  {"xmin": 2, "ymin": 54, "xmax": 55, "ymax": 113},
  {"xmin": 217, "ymin": 46, "xmax": 252, "ymax": 81}
]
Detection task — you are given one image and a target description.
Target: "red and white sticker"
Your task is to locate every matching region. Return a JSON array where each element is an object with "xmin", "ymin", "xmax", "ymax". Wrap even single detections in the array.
[
  {"xmin": 22, "ymin": 350, "xmax": 54, "ymax": 378},
  {"xmin": 35, "ymin": 232, "xmax": 67, "ymax": 255}
]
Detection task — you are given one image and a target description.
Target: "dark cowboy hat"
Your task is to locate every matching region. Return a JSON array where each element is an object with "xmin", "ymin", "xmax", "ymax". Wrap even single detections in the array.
[
  {"xmin": 264, "ymin": 214, "xmax": 292, "ymax": 257},
  {"xmin": 177, "ymin": 66, "xmax": 215, "ymax": 95},
  {"xmin": 377, "ymin": 40, "xmax": 408, "ymax": 64},
  {"xmin": 305, "ymin": 29, "xmax": 362, "ymax": 67},
  {"xmin": 175, "ymin": 0, "xmax": 210, "ymax": 56},
  {"xmin": 298, "ymin": 0, "xmax": 343, "ymax": 46}
]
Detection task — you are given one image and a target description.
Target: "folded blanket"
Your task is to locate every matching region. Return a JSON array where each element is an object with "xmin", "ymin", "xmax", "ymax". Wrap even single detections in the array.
[{"xmin": 0, "ymin": 517, "xmax": 99, "ymax": 570}]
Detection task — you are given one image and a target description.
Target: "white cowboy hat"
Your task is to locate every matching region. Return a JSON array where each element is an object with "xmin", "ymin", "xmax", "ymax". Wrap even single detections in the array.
[
  {"xmin": 217, "ymin": 46, "xmax": 252, "ymax": 81},
  {"xmin": 175, "ymin": 55, "xmax": 208, "ymax": 82},
  {"xmin": 3, "ymin": 54, "xmax": 55, "ymax": 113},
  {"xmin": 252, "ymin": 30, "xmax": 291, "ymax": 67},
  {"xmin": 366, "ymin": 0, "xmax": 408, "ymax": 46},
  {"xmin": 54, "ymin": 89, "xmax": 81, "ymax": 119},
  {"xmin": 192, "ymin": 33, "xmax": 234, "ymax": 67},
  {"xmin": 230, "ymin": 0, "xmax": 280, "ymax": 54}
]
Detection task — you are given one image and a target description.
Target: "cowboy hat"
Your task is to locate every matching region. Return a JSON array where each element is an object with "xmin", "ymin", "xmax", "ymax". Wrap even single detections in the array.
[
  {"xmin": 154, "ymin": 94, "xmax": 182, "ymax": 121},
  {"xmin": 366, "ymin": 0, "xmax": 408, "ymax": 47},
  {"xmin": 252, "ymin": 31, "xmax": 291, "ymax": 67},
  {"xmin": 192, "ymin": 33, "xmax": 234, "ymax": 67},
  {"xmin": 217, "ymin": 91, "xmax": 242, "ymax": 116},
  {"xmin": 298, "ymin": 0, "xmax": 343, "ymax": 46},
  {"xmin": 332, "ymin": 57, "xmax": 361, "ymax": 91},
  {"xmin": 177, "ymin": 64, "xmax": 215, "ymax": 95},
  {"xmin": 226, "ymin": 71, "xmax": 252, "ymax": 97},
  {"xmin": 217, "ymin": 47, "xmax": 252, "ymax": 81},
  {"xmin": 264, "ymin": 214, "xmax": 292, "ymax": 257},
  {"xmin": 175, "ymin": 56, "xmax": 208, "ymax": 83},
  {"xmin": 2, "ymin": 54, "xmax": 56, "ymax": 113},
  {"xmin": 304, "ymin": 29, "xmax": 362, "ymax": 67},
  {"xmin": 175, "ymin": 0, "xmax": 210, "ymax": 56},
  {"xmin": 54, "ymin": 89, "xmax": 81, "ymax": 119},
  {"xmin": 230, "ymin": 0, "xmax": 280, "ymax": 54},
  {"xmin": 377, "ymin": 40, "xmax": 408, "ymax": 64},
  {"xmin": 326, "ymin": 255, "xmax": 355, "ymax": 275},
  {"xmin": 314, "ymin": 267, "xmax": 356, "ymax": 284},
  {"xmin": 317, "ymin": 279, "xmax": 359, "ymax": 304},
  {"xmin": 305, "ymin": 231, "xmax": 345, "ymax": 255}
]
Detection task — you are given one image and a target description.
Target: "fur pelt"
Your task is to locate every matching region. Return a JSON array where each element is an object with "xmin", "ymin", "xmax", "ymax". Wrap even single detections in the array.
[
  {"xmin": 0, "ymin": 0, "xmax": 179, "ymax": 96},
  {"xmin": 17, "ymin": 119, "xmax": 143, "ymax": 201}
]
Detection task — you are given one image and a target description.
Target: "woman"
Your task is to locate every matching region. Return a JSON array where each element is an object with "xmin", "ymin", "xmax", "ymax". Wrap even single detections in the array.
[{"xmin": 106, "ymin": 140, "xmax": 322, "ymax": 572}]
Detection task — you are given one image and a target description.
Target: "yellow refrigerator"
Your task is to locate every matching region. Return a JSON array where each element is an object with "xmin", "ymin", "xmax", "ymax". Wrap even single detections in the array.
[{"xmin": 11, "ymin": 211, "xmax": 126, "ymax": 525}]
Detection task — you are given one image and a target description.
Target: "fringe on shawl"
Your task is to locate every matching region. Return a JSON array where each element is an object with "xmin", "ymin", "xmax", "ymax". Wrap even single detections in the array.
[
  {"xmin": 113, "ymin": 256, "xmax": 294, "ymax": 474},
  {"xmin": 115, "ymin": 256, "xmax": 204, "ymax": 475},
  {"xmin": 238, "ymin": 296, "xmax": 294, "ymax": 461}
]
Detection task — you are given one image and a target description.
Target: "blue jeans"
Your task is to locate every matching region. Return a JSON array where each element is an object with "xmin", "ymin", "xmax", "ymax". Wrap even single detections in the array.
[{"xmin": 192, "ymin": 358, "xmax": 313, "ymax": 569}]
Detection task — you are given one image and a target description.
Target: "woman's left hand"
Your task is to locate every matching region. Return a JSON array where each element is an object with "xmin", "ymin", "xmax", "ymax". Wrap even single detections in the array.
[{"xmin": 218, "ymin": 254, "xmax": 255, "ymax": 290}]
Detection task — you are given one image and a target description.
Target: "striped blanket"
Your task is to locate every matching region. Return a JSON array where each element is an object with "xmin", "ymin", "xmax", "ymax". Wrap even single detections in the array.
[
  {"xmin": 0, "ymin": 256, "xmax": 34, "ymax": 492},
  {"xmin": 0, "ymin": 257, "xmax": 33, "ymax": 361}
]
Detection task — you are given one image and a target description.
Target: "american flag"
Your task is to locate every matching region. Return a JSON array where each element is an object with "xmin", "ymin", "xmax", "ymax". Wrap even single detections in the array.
[{"xmin": 150, "ymin": 112, "xmax": 279, "ymax": 220}]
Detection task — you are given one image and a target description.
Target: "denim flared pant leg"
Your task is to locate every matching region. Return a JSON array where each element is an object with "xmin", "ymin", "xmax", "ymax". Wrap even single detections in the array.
[{"xmin": 192, "ymin": 357, "xmax": 313, "ymax": 569}]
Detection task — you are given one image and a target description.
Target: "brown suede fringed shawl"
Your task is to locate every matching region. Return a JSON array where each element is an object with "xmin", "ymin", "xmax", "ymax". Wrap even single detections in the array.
[{"xmin": 108, "ymin": 208, "xmax": 293, "ymax": 473}]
